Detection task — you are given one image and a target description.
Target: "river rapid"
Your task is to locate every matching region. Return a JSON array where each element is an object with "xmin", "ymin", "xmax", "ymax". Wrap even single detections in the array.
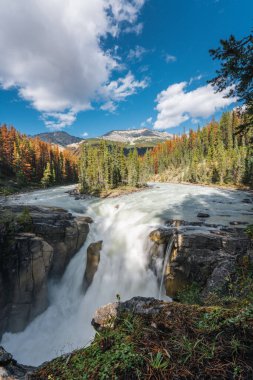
[{"xmin": 1, "ymin": 183, "xmax": 252, "ymax": 365}]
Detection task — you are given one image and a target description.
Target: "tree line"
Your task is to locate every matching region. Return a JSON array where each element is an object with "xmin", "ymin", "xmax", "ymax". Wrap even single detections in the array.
[
  {"xmin": 140, "ymin": 110, "xmax": 253, "ymax": 187},
  {"xmin": 0, "ymin": 124, "xmax": 78, "ymax": 189},
  {"xmin": 79, "ymin": 142, "xmax": 142, "ymax": 194},
  {"xmin": 78, "ymin": 110, "xmax": 252, "ymax": 194}
]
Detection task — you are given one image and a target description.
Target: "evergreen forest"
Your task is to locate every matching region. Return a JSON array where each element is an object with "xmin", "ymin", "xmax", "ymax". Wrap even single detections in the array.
[
  {"xmin": 78, "ymin": 110, "xmax": 253, "ymax": 194},
  {"xmin": 0, "ymin": 124, "xmax": 78, "ymax": 194}
]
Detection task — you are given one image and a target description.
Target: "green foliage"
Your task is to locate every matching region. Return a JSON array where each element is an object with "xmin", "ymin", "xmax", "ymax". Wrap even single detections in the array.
[
  {"xmin": 41, "ymin": 162, "xmax": 54, "ymax": 188},
  {"xmin": 245, "ymin": 224, "xmax": 253, "ymax": 239},
  {"xmin": 148, "ymin": 352, "xmax": 169, "ymax": 370},
  {"xmin": 79, "ymin": 141, "xmax": 144, "ymax": 195},
  {"xmin": 33, "ymin": 299, "xmax": 253, "ymax": 380},
  {"xmin": 177, "ymin": 282, "xmax": 202, "ymax": 305},
  {"xmin": 142, "ymin": 110, "xmax": 252, "ymax": 188},
  {"xmin": 209, "ymin": 32, "xmax": 253, "ymax": 132},
  {"xmin": 17, "ymin": 207, "xmax": 33, "ymax": 232},
  {"xmin": 35, "ymin": 315, "xmax": 144, "ymax": 380}
]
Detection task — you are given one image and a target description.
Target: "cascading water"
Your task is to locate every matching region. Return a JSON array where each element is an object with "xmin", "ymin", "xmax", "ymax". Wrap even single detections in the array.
[
  {"xmin": 1, "ymin": 183, "xmax": 252, "ymax": 366},
  {"xmin": 158, "ymin": 236, "xmax": 174, "ymax": 300}
]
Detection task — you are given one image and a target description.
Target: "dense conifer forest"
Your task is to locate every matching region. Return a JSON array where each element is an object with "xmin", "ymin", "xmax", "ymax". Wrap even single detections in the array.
[
  {"xmin": 0, "ymin": 110, "xmax": 252, "ymax": 196},
  {"xmin": 142, "ymin": 110, "xmax": 253, "ymax": 187},
  {"xmin": 0, "ymin": 124, "xmax": 78, "ymax": 194},
  {"xmin": 78, "ymin": 110, "xmax": 253, "ymax": 194}
]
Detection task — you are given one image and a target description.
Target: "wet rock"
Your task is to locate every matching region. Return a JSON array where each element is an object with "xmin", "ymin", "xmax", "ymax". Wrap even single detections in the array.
[
  {"xmin": 0, "ymin": 233, "xmax": 53, "ymax": 336},
  {"xmin": 0, "ymin": 346, "xmax": 34, "ymax": 379},
  {"xmin": 197, "ymin": 212, "xmax": 210, "ymax": 218},
  {"xmin": 83, "ymin": 241, "xmax": 103, "ymax": 292},
  {"xmin": 242, "ymin": 198, "xmax": 252, "ymax": 204},
  {"xmin": 0, "ymin": 347, "xmax": 12, "ymax": 364},
  {"xmin": 0, "ymin": 205, "xmax": 91, "ymax": 337},
  {"xmin": 148, "ymin": 220, "xmax": 252, "ymax": 298},
  {"xmin": 149, "ymin": 228, "xmax": 174, "ymax": 244}
]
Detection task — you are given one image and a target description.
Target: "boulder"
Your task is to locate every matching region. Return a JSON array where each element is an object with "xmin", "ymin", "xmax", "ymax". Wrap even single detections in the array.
[
  {"xmin": 197, "ymin": 212, "xmax": 210, "ymax": 218},
  {"xmin": 83, "ymin": 241, "xmax": 103, "ymax": 292},
  {"xmin": 92, "ymin": 297, "xmax": 167, "ymax": 331}
]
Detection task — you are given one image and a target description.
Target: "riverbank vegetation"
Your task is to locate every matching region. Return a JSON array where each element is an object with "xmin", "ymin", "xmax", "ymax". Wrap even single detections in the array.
[
  {"xmin": 0, "ymin": 125, "xmax": 78, "ymax": 195},
  {"xmin": 1, "ymin": 110, "xmax": 252, "ymax": 198},
  {"xmin": 141, "ymin": 110, "xmax": 253, "ymax": 187},
  {"xmin": 78, "ymin": 142, "xmax": 145, "ymax": 196},
  {"xmin": 34, "ymin": 296, "xmax": 253, "ymax": 379},
  {"xmin": 77, "ymin": 110, "xmax": 252, "ymax": 196}
]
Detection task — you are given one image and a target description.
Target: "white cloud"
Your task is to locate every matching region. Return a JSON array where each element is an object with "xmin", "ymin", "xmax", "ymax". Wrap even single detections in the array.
[
  {"xmin": 101, "ymin": 72, "xmax": 148, "ymax": 111},
  {"xmin": 0, "ymin": 0, "xmax": 145, "ymax": 129},
  {"xmin": 100, "ymin": 101, "xmax": 118, "ymax": 112},
  {"xmin": 164, "ymin": 54, "xmax": 177, "ymax": 63},
  {"xmin": 154, "ymin": 82, "xmax": 237, "ymax": 130},
  {"xmin": 82, "ymin": 132, "xmax": 89, "ymax": 137},
  {"xmin": 127, "ymin": 45, "xmax": 148, "ymax": 61}
]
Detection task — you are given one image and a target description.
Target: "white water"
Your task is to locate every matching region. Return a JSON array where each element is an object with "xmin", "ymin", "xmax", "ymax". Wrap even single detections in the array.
[{"xmin": 1, "ymin": 183, "xmax": 252, "ymax": 365}]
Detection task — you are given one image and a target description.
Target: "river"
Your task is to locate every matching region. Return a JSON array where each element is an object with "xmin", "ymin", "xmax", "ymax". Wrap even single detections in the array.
[{"xmin": 1, "ymin": 183, "xmax": 252, "ymax": 365}]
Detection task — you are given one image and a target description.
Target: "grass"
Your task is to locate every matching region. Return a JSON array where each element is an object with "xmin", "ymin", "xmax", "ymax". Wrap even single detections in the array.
[
  {"xmin": 31, "ymin": 262, "xmax": 253, "ymax": 379},
  {"xmin": 32, "ymin": 298, "xmax": 253, "ymax": 380}
]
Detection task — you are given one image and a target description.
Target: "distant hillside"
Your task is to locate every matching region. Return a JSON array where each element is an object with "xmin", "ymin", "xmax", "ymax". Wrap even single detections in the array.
[
  {"xmin": 101, "ymin": 128, "xmax": 172, "ymax": 145},
  {"xmin": 34, "ymin": 131, "xmax": 83, "ymax": 147}
]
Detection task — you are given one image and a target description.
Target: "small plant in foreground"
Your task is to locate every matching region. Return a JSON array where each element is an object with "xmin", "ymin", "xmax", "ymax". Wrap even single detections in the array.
[{"xmin": 149, "ymin": 351, "xmax": 169, "ymax": 370}]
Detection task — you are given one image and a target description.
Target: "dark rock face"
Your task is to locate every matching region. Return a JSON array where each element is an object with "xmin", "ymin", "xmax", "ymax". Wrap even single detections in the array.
[
  {"xmin": 0, "ymin": 206, "xmax": 91, "ymax": 338},
  {"xmin": 149, "ymin": 221, "xmax": 252, "ymax": 298},
  {"xmin": 83, "ymin": 241, "xmax": 103, "ymax": 293},
  {"xmin": 0, "ymin": 346, "xmax": 34, "ymax": 379}
]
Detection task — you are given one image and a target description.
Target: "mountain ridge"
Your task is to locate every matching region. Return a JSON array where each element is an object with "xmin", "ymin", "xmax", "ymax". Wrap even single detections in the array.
[
  {"xmin": 34, "ymin": 131, "xmax": 83, "ymax": 147},
  {"xmin": 34, "ymin": 128, "xmax": 172, "ymax": 148}
]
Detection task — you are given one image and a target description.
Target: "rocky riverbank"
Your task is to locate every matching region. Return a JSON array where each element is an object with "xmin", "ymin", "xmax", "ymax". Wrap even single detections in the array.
[
  {"xmin": 149, "ymin": 219, "xmax": 253, "ymax": 299},
  {"xmin": 68, "ymin": 185, "xmax": 150, "ymax": 200},
  {"xmin": 0, "ymin": 205, "xmax": 92, "ymax": 338}
]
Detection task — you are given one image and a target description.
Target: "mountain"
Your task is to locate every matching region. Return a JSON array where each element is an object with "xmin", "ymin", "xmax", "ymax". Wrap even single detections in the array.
[
  {"xmin": 34, "ymin": 131, "xmax": 83, "ymax": 147},
  {"xmin": 101, "ymin": 128, "xmax": 172, "ymax": 145}
]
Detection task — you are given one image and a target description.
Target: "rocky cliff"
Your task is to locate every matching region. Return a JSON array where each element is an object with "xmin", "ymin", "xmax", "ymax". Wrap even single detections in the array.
[
  {"xmin": 149, "ymin": 220, "xmax": 253, "ymax": 299},
  {"xmin": 0, "ymin": 205, "xmax": 91, "ymax": 337}
]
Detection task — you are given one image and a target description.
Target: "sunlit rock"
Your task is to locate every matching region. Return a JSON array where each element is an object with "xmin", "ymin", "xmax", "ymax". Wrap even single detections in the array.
[{"xmin": 83, "ymin": 241, "xmax": 103, "ymax": 293}]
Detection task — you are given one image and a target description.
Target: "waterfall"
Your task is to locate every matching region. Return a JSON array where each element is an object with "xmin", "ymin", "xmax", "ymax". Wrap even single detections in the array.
[
  {"xmin": 1, "ymin": 183, "xmax": 251, "ymax": 366},
  {"xmin": 158, "ymin": 236, "xmax": 174, "ymax": 300}
]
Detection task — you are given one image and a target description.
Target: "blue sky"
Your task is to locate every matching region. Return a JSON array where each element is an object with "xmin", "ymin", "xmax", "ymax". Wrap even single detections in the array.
[{"xmin": 0, "ymin": 0, "xmax": 252, "ymax": 138}]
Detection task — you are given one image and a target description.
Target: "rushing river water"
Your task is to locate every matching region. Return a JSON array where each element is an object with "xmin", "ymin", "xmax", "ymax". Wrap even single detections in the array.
[{"xmin": 1, "ymin": 183, "xmax": 253, "ymax": 365}]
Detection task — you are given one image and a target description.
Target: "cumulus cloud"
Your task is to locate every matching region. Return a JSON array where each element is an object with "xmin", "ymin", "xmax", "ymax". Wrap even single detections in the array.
[
  {"xmin": 153, "ymin": 82, "xmax": 237, "ymax": 130},
  {"xmin": 0, "ymin": 0, "xmax": 145, "ymax": 129},
  {"xmin": 100, "ymin": 72, "xmax": 148, "ymax": 111},
  {"xmin": 82, "ymin": 132, "xmax": 89, "ymax": 138}
]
